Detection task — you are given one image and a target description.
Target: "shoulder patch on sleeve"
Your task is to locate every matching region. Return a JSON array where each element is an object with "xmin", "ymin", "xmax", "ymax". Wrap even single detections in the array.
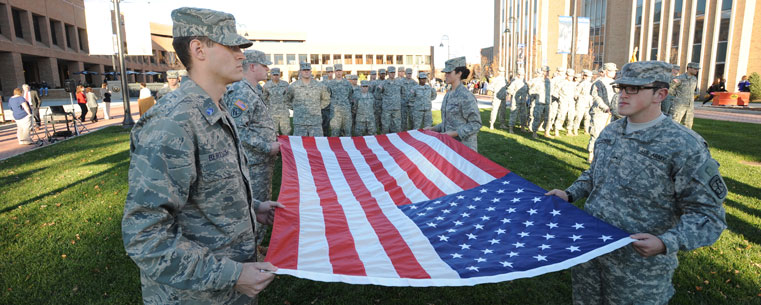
[
  {"xmin": 696, "ymin": 159, "xmax": 727, "ymax": 201},
  {"xmin": 234, "ymin": 99, "xmax": 248, "ymax": 111}
]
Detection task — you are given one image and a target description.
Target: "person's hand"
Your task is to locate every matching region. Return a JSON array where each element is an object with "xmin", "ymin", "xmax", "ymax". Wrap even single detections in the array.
[
  {"xmin": 672, "ymin": 79, "xmax": 680, "ymax": 84},
  {"xmin": 269, "ymin": 142, "xmax": 280, "ymax": 156},
  {"xmin": 444, "ymin": 131, "xmax": 458, "ymax": 138},
  {"xmin": 544, "ymin": 189, "xmax": 569, "ymax": 202},
  {"xmin": 630, "ymin": 233, "xmax": 666, "ymax": 257},
  {"xmin": 256, "ymin": 201, "xmax": 285, "ymax": 225},
  {"xmin": 423, "ymin": 126, "xmax": 434, "ymax": 131},
  {"xmin": 234, "ymin": 262, "xmax": 277, "ymax": 297}
]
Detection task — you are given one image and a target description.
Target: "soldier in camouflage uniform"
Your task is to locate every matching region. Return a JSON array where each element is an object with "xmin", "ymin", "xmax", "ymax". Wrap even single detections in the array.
[
  {"xmin": 426, "ymin": 57, "xmax": 482, "ymax": 151},
  {"xmin": 587, "ymin": 63, "xmax": 618, "ymax": 162},
  {"xmin": 375, "ymin": 66, "xmax": 405, "ymax": 133},
  {"xmin": 409, "ymin": 71, "xmax": 436, "ymax": 130},
  {"xmin": 671, "ymin": 62, "xmax": 700, "ymax": 129},
  {"xmin": 323, "ymin": 66, "xmax": 334, "ymax": 82},
  {"xmin": 224, "ymin": 50, "xmax": 278, "ymax": 249},
  {"xmin": 156, "ymin": 70, "xmax": 180, "ymax": 101},
  {"xmin": 373, "ymin": 69, "xmax": 386, "ymax": 133},
  {"xmin": 326, "ymin": 64, "xmax": 354, "ymax": 137},
  {"xmin": 354, "ymin": 81, "xmax": 376, "ymax": 135},
  {"xmin": 660, "ymin": 64, "xmax": 680, "ymax": 116},
  {"xmin": 321, "ymin": 66, "xmax": 334, "ymax": 133},
  {"xmin": 531, "ymin": 67, "xmax": 552, "ymax": 139},
  {"xmin": 401, "ymin": 68, "xmax": 417, "ymax": 130},
  {"xmin": 553, "ymin": 69, "xmax": 577, "ymax": 137},
  {"xmin": 287, "ymin": 62, "xmax": 331, "ymax": 136},
  {"xmin": 545, "ymin": 66, "xmax": 567, "ymax": 136},
  {"xmin": 506, "ymin": 70, "xmax": 529, "ymax": 133},
  {"xmin": 178, "ymin": 69, "xmax": 188, "ymax": 83},
  {"xmin": 262, "ymin": 68, "xmax": 291, "ymax": 135},
  {"xmin": 122, "ymin": 8, "xmax": 281, "ymax": 304},
  {"xmin": 571, "ymin": 69, "xmax": 594, "ymax": 135},
  {"xmin": 489, "ymin": 68, "xmax": 508, "ymax": 130},
  {"xmin": 547, "ymin": 61, "xmax": 726, "ymax": 305}
]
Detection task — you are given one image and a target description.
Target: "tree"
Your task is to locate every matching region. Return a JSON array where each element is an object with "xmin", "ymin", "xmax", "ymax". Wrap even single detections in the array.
[{"xmin": 749, "ymin": 72, "xmax": 761, "ymax": 102}]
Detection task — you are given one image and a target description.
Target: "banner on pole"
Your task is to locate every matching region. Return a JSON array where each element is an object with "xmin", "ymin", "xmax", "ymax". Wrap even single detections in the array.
[
  {"xmin": 557, "ymin": 16, "xmax": 573, "ymax": 54},
  {"xmin": 576, "ymin": 17, "xmax": 590, "ymax": 55},
  {"xmin": 84, "ymin": 0, "xmax": 115, "ymax": 55},
  {"xmin": 122, "ymin": 3, "xmax": 153, "ymax": 56}
]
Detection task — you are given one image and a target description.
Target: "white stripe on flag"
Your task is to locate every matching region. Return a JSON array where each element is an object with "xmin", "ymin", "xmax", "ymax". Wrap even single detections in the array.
[
  {"xmin": 408, "ymin": 130, "xmax": 496, "ymax": 185},
  {"xmin": 362, "ymin": 135, "xmax": 429, "ymax": 204},
  {"xmin": 313, "ymin": 138, "xmax": 400, "ymax": 278},
  {"xmin": 290, "ymin": 136, "xmax": 333, "ymax": 273},
  {"xmin": 386, "ymin": 133, "xmax": 463, "ymax": 194},
  {"xmin": 340, "ymin": 137, "xmax": 460, "ymax": 279}
]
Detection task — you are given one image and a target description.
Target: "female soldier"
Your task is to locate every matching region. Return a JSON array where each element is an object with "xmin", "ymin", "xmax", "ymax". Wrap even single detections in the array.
[{"xmin": 425, "ymin": 57, "xmax": 482, "ymax": 151}]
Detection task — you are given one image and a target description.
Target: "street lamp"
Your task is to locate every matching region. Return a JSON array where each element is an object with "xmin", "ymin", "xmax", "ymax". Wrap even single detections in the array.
[
  {"xmin": 503, "ymin": 28, "xmax": 509, "ymax": 79},
  {"xmin": 439, "ymin": 35, "xmax": 450, "ymax": 60},
  {"xmin": 113, "ymin": 0, "xmax": 134, "ymax": 128}
]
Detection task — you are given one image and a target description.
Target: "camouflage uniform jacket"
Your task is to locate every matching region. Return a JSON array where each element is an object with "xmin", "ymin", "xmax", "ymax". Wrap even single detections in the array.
[
  {"xmin": 490, "ymin": 76, "xmax": 507, "ymax": 102},
  {"xmin": 590, "ymin": 77, "xmax": 616, "ymax": 113},
  {"xmin": 550, "ymin": 75, "xmax": 566, "ymax": 100},
  {"xmin": 575, "ymin": 79, "xmax": 594, "ymax": 109},
  {"xmin": 224, "ymin": 79, "xmax": 276, "ymax": 166},
  {"xmin": 557, "ymin": 79, "xmax": 577, "ymax": 105},
  {"xmin": 262, "ymin": 79, "xmax": 290, "ymax": 117},
  {"xmin": 565, "ymin": 117, "xmax": 726, "ymax": 265},
  {"xmin": 354, "ymin": 91, "xmax": 376, "ymax": 122},
  {"xmin": 528, "ymin": 77, "xmax": 551, "ymax": 104},
  {"xmin": 432, "ymin": 84, "xmax": 482, "ymax": 151},
  {"xmin": 286, "ymin": 78, "xmax": 330, "ymax": 126},
  {"xmin": 410, "ymin": 84, "xmax": 437, "ymax": 112},
  {"xmin": 122, "ymin": 77, "xmax": 258, "ymax": 304},
  {"xmin": 401, "ymin": 78, "xmax": 418, "ymax": 106},
  {"xmin": 374, "ymin": 78, "xmax": 405, "ymax": 110},
  {"xmin": 327, "ymin": 78, "xmax": 354, "ymax": 109},
  {"xmin": 156, "ymin": 85, "xmax": 178, "ymax": 101},
  {"xmin": 671, "ymin": 73, "xmax": 698, "ymax": 106},
  {"xmin": 507, "ymin": 78, "xmax": 529, "ymax": 104}
]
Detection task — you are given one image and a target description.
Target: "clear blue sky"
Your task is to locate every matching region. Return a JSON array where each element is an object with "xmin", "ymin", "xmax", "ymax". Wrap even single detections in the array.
[{"xmin": 132, "ymin": 0, "xmax": 493, "ymax": 68}]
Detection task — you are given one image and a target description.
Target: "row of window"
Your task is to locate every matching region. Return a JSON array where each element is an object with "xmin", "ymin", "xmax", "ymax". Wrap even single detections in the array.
[{"xmin": 264, "ymin": 53, "xmax": 431, "ymax": 67}]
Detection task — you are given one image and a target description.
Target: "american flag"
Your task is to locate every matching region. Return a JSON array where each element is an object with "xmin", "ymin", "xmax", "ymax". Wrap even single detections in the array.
[{"xmin": 265, "ymin": 130, "xmax": 634, "ymax": 286}]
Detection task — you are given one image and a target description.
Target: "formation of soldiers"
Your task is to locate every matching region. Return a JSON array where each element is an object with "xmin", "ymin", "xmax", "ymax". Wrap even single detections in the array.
[{"xmin": 491, "ymin": 60, "xmax": 701, "ymax": 162}]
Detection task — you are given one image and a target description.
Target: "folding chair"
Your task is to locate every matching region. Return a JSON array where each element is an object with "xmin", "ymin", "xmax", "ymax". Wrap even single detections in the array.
[{"xmin": 44, "ymin": 106, "xmax": 75, "ymax": 142}]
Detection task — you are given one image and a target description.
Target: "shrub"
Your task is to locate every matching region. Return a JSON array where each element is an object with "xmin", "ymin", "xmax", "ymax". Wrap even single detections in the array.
[{"xmin": 749, "ymin": 72, "xmax": 761, "ymax": 101}]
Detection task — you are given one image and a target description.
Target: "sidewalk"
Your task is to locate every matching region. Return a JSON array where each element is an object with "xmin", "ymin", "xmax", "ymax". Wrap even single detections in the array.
[{"xmin": 0, "ymin": 100, "xmax": 139, "ymax": 161}]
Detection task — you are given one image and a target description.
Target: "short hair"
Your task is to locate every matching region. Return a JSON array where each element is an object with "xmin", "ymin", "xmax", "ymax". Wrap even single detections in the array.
[
  {"xmin": 140, "ymin": 82, "xmax": 147, "ymax": 87},
  {"xmin": 454, "ymin": 66, "xmax": 471, "ymax": 80},
  {"xmin": 13, "ymin": 88, "xmax": 22, "ymax": 95},
  {"xmin": 172, "ymin": 36, "xmax": 215, "ymax": 71},
  {"xmin": 22, "ymin": 84, "xmax": 29, "ymax": 90},
  {"xmin": 86, "ymin": 87, "xmax": 92, "ymax": 93}
]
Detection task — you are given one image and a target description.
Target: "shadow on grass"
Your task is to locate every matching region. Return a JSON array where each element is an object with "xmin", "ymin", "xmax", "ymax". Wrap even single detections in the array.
[
  {"xmin": 694, "ymin": 118, "xmax": 761, "ymax": 162},
  {"xmin": 0, "ymin": 166, "xmax": 50, "ymax": 187},
  {"xmin": 724, "ymin": 204, "xmax": 761, "ymax": 245}
]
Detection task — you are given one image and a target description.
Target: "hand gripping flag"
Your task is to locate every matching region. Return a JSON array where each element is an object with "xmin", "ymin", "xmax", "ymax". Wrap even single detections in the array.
[{"xmin": 265, "ymin": 130, "xmax": 634, "ymax": 286}]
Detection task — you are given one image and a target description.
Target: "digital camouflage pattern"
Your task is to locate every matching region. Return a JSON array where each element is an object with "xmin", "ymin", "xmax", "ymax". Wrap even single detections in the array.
[
  {"xmin": 401, "ymin": 77, "xmax": 418, "ymax": 130},
  {"xmin": 353, "ymin": 90, "xmax": 377, "ymax": 135},
  {"xmin": 489, "ymin": 75, "xmax": 508, "ymax": 129},
  {"xmin": 565, "ymin": 117, "xmax": 726, "ymax": 305},
  {"xmin": 588, "ymin": 76, "xmax": 616, "ymax": 159},
  {"xmin": 327, "ymin": 78, "xmax": 354, "ymax": 136},
  {"xmin": 369, "ymin": 79, "xmax": 382, "ymax": 132},
  {"xmin": 546, "ymin": 73, "xmax": 566, "ymax": 133},
  {"xmin": 375, "ymin": 78, "xmax": 405, "ymax": 133},
  {"xmin": 614, "ymin": 61, "xmax": 673, "ymax": 86},
  {"xmin": 171, "ymin": 7, "xmax": 251, "ymax": 48},
  {"xmin": 123, "ymin": 77, "xmax": 257, "ymax": 305},
  {"xmin": 409, "ymin": 83, "xmax": 437, "ymax": 129},
  {"xmin": 432, "ymin": 84, "xmax": 482, "ymax": 151},
  {"xmin": 507, "ymin": 77, "xmax": 529, "ymax": 129},
  {"xmin": 441, "ymin": 56, "xmax": 466, "ymax": 73},
  {"xmin": 554, "ymin": 77, "xmax": 578, "ymax": 133},
  {"xmin": 262, "ymin": 79, "xmax": 291, "ymax": 135},
  {"xmin": 573, "ymin": 77, "xmax": 594, "ymax": 133},
  {"xmin": 670, "ymin": 72, "xmax": 698, "ymax": 129},
  {"xmin": 287, "ymin": 78, "xmax": 330, "ymax": 136},
  {"xmin": 530, "ymin": 76, "xmax": 552, "ymax": 132},
  {"xmin": 156, "ymin": 85, "xmax": 179, "ymax": 101}
]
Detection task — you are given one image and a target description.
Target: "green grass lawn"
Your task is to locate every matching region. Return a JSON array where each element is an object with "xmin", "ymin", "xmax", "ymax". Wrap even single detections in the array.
[{"xmin": 1, "ymin": 110, "xmax": 760, "ymax": 304}]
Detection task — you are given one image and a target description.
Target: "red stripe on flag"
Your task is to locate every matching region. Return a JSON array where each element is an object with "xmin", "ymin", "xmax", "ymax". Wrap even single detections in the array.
[
  {"xmin": 397, "ymin": 131, "xmax": 480, "ymax": 190},
  {"xmin": 420, "ymin": 130, "xmax": 510, "ymax": 178},
  {"xmin": 266, "ymin": 135, "xmax": 300, "ymax": 269},
  {"xmin": 374, "ymin": 134, "xmax": 446, "ymax": 201},
  {"xmin": 352, "ymin": 137, "xmax": 411, "ymax": 205},
  {"xmin": 327, "ymin": 137, "xmax": 431, "ymax": 279},
  {"xmin": 301, "ymin": 137, "xmax": 367, "ymax": 276}
]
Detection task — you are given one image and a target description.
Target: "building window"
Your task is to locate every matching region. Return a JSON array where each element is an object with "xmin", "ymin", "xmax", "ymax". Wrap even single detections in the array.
[
  {"xmin": 344, "ymin": 54, "xmax": 352, "ymax": 64},
  {"xmin": 49, "ymin": 20, "xmax": 58, "ymax": 45},
  {"xmin": 12, "ymin": 8, "xmax": 24, "ymax": 39},
  {"xmin": 33, "ymin": 15, "xmax": 43, "ymax": 42},
  {"xmin": 670, "ymin": 0, "xmax": 682, "ymax": 64},
  {"xmin": 64, "ymin": 24, "xmax": 73, "ymax": 48},
  {"xmin": 415, "ymin": 55, "xmax": 422, "ymax": 65},
  {"xmin": 376, "ymin": 55, "xmax": 384, "ymax": 64},
  {"xmin": 425, "ymin": 56, "xmax": 431, "ymax": 65},
  {"xmin": 355, "ymin": 54, "xmax": 363, "ymax": 65},
  {"xmin": 405, "ymin": 55, "xmax": 413, "ymax": 65},
  {"xmin": 322, "ymin": 54, "xmax": 330, "ymax": 65},
  {"xmin": 78, "ymin": 28, "xmax": 88, "ymax": 51},
  {"xmin": 333, "ymin": 54, "xmax": 341, "ymax": 65},
  {"xmin": 298, "ymin": 54, "xmax": 307, "ymax": 64},
  {"xmin": 310, "ymin": 54, "xmax": 319, "ymax": 64},
  {"xmin": 287, "ymin": 54, "xmax": 296, "ymax": 65},
  {"xmin": 396, "ymin": 55, "xmax": 403, "ymax": 64},
  {"xmin": 366, "ymin": 54, "xmax": 373, "ymax": 64},
  {"xmin": 696, "ymin": 0, "xmax": 707, "ymax": 15},
  {"xmin": 386, "ymin": 55, "xmax": 393, "ymax": 64},
  {"xmin": 715, "ymin": 2, "xmax": 732, "ymax": 79},
  {"xmin": 274, "ymin": 54, "xmax": 284, "ymax": 65}
]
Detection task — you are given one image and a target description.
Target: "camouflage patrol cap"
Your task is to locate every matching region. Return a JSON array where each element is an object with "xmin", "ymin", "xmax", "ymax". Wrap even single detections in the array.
[
  {"xmin": 370, "ymin": 70, "xmax": 377, "ymax": 75},
  {"xmin": 243, "ymin": 50, "xmax": 272, "ymax": 66},
  {"xmin": 171, "ymin": 7, "xmax": 252, "ymax": 48},
  {"xmin": 405, "ymin": 68, "xmax": 413, "ymax": 74},
  {"xmin": 613, "ymin": 61, "xmax": 672, "ymax": 86},
  {"xmin": 672, "ymin": 64, "xmax": 680, "ymax": 70},
  {"xmin": 326, "ymin": 67, "xmax": 334, "ymax": 72},
  {"xmin": 442, "ymin": 56, "xmax": 466, "ymax": 73},
  {"xmin": 419, "ymin": 72, "xmax": 428, "ymax": 78},
  {"xmin": 566, "ymin": 68, "xmax": 575, "ymax": 76},
  {"xmin": 270, "ymin": 67, "xmax": 281, "ymax": 75},
  {"xmin": 166, "ymin": 70, "xmax": 179, "ymax": 79},
  {"xmin": 387, "ymin": 66, "xmax": 396, "ymax": 73},
  {"xmin": 334, "ymin": 64, "xmax": 343, "ymax": 71},
  {"xmin": 379, "ymin": 68, "xmax": 386, "ymax": 74},
  {"xmin": 178, "ymin": 69, "xmax": 188, "ymax": 77},
  {"xmin": 687, "ymin": 62, "xmax": 700, "ymax": 70},
  {"xmin": 398, "ymin": 66, "xmax": 405, "ymax": 72},
  {"xmin": 361, "ymin": 80, "xmax": 370, "ymax": 86},
  {"xmin": 347, "ymin": 75, "xmax": 357, "ymax": 80},
  {"xmin": 603, "ymin": 62, "xmax": 618, "ymax": 71},
  {"xmin": 300, "ymin": 62, "xmax": 311, "ymax": 70},
  {"xmin": 582, "ymin": 69, "xmax": 593, "ymax": 76}
]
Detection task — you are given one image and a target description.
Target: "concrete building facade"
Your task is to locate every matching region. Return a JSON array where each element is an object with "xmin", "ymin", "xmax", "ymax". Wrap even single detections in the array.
[{"xmin": 493, "ymin": 0, "xmax": 760, "ymax": 93}]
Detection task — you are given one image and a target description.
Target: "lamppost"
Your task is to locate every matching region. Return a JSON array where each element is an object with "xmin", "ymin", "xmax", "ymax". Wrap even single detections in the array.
[
  {"xmin": 439, "ymin": 35, "xmax": 450, "ymax": 60},
  {"xmin": 503, "ymin": 28, "xmax": 509, "ymax": 79},
  {"xmin": 113, "ymin": 0, "xmax": 134, "ymax": 128},
  {"xmin": 506, "ymin": 17, "xmax": 516, "ymax": 78}
]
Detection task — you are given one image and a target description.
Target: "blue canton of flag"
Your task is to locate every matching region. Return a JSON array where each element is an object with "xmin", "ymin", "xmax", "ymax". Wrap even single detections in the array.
[{"xmin": 400, "ymin": 172, "xmax": 634, "ymax": 280}]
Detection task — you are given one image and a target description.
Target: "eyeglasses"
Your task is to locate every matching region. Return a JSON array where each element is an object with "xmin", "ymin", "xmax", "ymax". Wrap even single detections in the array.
[{"xmin": 611, "ymin": 85, "xmax": 664, "ymax": 95}]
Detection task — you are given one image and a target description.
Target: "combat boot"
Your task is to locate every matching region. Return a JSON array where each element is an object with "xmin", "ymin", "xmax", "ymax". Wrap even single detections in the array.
[
  {"xmin": 532, "ymin": 131, "xmax": 538, "ymax": 139},
  {"xmin": 554, "ymin": 130, "xmax": 560, "ymax": 137},
  {"xmin": 509, "ymin": 126, "xmax": 514, "ymax": 134}
]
